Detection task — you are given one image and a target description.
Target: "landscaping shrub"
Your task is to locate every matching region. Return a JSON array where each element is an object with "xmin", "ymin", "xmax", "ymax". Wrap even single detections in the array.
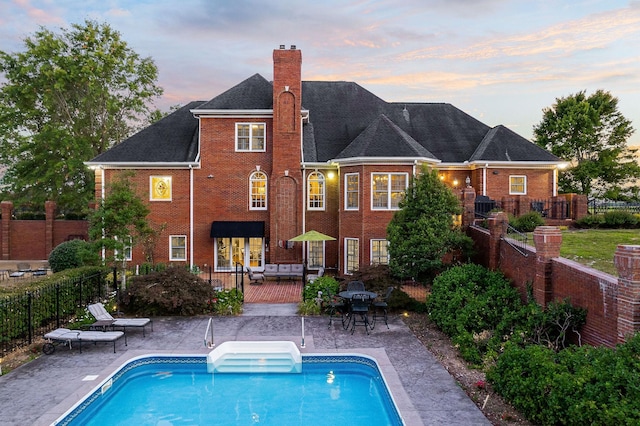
[
  {"xmin": 303, "ymin": 276, "xmax": 340, "ymax": 302},
  {"xmin": 209, "ymin": 288, "xmax": 243, "ymax": 315},
  {"xmin": 48, "ymin": 239, "xmax": 97, "ymax": 272},
  {"xmin": 121, "ymin": 266, "xmax": 215, "ymax": 316},
  {"xmin": 602, "ymin": 210, "xmax": 638, "ymax": 228},
  {"xmin": 426, "ymin": 264, "xmax": 522, "ymax": 363},
  {"xmin": 509, "ymin": 211, "xmax": 545, "ymax": 232},
  {"xmin": 575, "ymin": 213, "xmax": 605, "ymax": 228},
  {"xmin": 488, "ymin": 334, "xmax": 640, "ymax": 425}
]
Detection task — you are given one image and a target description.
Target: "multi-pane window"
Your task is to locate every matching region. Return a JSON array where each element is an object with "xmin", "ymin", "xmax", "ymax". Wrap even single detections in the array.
[
  {"xmin": 307, "ymin": 171, "xmax": 325, "ymax": 210},
  {"xmin": 170, "ymin": 235, "xmax": 187, "ymax": 261},
  {"xmin": 509, "ymin": 175, "xmax": 526, "ymax": 195},
  {"xmin": 371, "ymin": 239, "xmax": 389, "ymax": 265},
  {"xmin": 371, "ymin": 173, "xmax": 407, "ymax": 210},
  {"xmin": 308, "ymin": 241, "xmax": 324, "ymax": 269},
  {"xmin": 236, "ymin": 123, "xmax": 265, "ymax": 151},
  {"xmin": 345, "ymin": 173, "xmax": 359, "ymax": 210},
  {"xmin": 345, "ymin": 238, "xmax": 359, "ymax": 274},
  {"xmin": 250, "ymin": 171, "xmax": 267, "ymax": 210}
]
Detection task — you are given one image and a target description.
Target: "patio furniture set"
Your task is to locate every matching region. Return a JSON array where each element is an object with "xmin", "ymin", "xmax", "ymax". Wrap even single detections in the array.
[
  {"xmin": 328, "ymin": 281, "xmax": 394, "ymax": 335},
  {"xmin": 42, "ymin": 303, "xmax": 152, "ymax": 354}
]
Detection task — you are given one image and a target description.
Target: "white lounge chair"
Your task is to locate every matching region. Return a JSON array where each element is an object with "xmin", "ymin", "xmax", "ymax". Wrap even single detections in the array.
[
  {"xmin": 43, "ymin": 328, "xmax": 125, "ymax": 354},
  {"xmin": 88, "ymin": 303, "xmax": 153, "ymax": 336}
]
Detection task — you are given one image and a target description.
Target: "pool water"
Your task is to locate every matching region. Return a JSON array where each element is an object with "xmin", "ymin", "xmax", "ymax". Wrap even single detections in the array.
[{"xmin": 56, "ymin": 355, "xmax": 404, "ymax": 426}]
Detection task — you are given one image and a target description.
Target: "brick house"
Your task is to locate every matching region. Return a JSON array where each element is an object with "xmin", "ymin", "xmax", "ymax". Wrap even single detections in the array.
[{"xmin": 86, "ymin": 46, "xmax": 562, "ymax": 274}]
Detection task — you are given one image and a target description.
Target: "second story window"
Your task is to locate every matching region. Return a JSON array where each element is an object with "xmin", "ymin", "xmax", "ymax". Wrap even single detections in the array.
[
  {"xmin": 510, "ymin": 175, "xmax": 526, "ymax": 195},
  {"xmin": 250, "ymin": 171, "xmax": 268, "ymax": 210},
  {"xmin": 345, "ymin": 173, "xmax": 359, "ymax": 210},
  {"xmin": 236, "ymin": 123, "xmax": 265, "ymax": 151},
  {"xmin": 307, "ymin": 171, "xmax": 325, "ymax": 210},
  {"xmin": 372, "ymin": 173, "xmax": 407, "ymax": 210}
]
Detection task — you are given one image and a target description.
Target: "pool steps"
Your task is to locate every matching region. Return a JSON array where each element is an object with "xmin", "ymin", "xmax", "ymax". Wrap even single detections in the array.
[{"xmin": 206, "ymin": 341, "xmax": 302, "ymax": 373}]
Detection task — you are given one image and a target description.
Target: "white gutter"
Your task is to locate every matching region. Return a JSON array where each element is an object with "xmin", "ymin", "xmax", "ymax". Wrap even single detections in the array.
[
  {"xmin": 331, "ymin": 157, "xmax": 439, "ymax": 166},
  {"xmin": 85, "ymin": 162, "xmax": 200, "ymax": 169}
]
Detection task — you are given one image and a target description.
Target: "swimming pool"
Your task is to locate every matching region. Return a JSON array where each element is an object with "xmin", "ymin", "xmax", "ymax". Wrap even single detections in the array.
[{"xmin": 54, "ymin": 354, "xmax": 405, "ymax": 425}]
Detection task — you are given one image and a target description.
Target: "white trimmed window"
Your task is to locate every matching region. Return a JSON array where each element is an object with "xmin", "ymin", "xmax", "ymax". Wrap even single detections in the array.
[
  {"xmin": 249, "ymin": 171, "xmax": 268, "ymax": 210},
  {"xmin": 371, "ymin": 239, "xmax": 389, "ymax": 265},
  {"xmin": 509, "ymin": 175, "xmax": 527, "ymax": 195},
  {"xmin": 344, "ymin": 173, "xmax": 359, "ymax": 210},
  {"xmin": 307, "ymin": 171, "xmax": 325, "ymax": 210},
  {"xmin": 344, "ymin": 238, "xmax": 359, "ymax": 274},
  {"xmin": 236, "ymin": 123, "xmax": 266, "ymax": 151},
  {"xmin": 114, "ymin": 236, "xmax": 132, "ymax": 261},
  {"xmin": 371, "ymin": 173, "xmax": 407, "ymax": 210},
  {"xmin": 170, "ymin": 235, "xmax": 187, "ymax": 261}
]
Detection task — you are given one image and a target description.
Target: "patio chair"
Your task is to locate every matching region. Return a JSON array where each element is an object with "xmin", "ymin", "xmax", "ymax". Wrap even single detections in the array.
[
  {"xmin": 350, "ymin": 293, "xmax": 372, "ymax": 335},
  {"xmin": 346, "ymin": 280, "xmax": 365, "ymax": 292},
  {"xmin": 371, "ymin": 286, "xmax": 394, "ymax": 330},
  {"xmin": 43, "ymin": 328, "xmax": 125, "ymax": 354},
  {"xmin": 307, "ymin": 267, "xmax": 324, "ymax": 284},
  {"xmin": 326, "ymin": 289, "xmax": 346, "ymax": 329},
  {"xmin": 88, "ymin": 303, "xmax": 153, "ymax": 336},
  {"xmin": 246, "ymin": 267, "xmax": 265, "ymax": 285}
]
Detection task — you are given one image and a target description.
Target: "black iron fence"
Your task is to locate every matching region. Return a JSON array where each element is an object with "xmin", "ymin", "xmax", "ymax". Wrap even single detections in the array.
[
  {"xmin": 0, "ymin": 271, "xmax": 111, "ymax": 357},
  {"xmin": 474, "ymin": 197, "xmax": 569, "ymax": 220},
  {"xmin": 588, "ymin": 199, "xmax": 640, "ymax": 215}
]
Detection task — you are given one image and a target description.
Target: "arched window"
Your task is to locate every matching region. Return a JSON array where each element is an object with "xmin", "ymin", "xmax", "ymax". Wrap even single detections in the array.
[
  {"xmin": 250, "ymin": 171, "xmax": 267, "ymax": 210},
  {"xmin": 307, "ymin": 171, "xmax": 325, "ymax": 210}
]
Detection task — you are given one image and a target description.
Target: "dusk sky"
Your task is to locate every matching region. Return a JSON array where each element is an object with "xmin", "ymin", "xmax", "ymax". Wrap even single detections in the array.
[{"xmin": 2, "ymin": 0, "xmax": 640, "ymax": 144}]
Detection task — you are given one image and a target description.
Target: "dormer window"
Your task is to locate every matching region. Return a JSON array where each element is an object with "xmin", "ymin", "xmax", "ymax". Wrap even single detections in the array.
[{"xmin": 236, "ymin": 123, "xmax": 265, "ymax": 151}]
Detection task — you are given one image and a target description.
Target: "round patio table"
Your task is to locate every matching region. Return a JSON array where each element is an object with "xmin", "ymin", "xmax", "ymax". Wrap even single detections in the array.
[{"xmin": 338, "ymin": 291, "xmax": 378, "ymax": 331}]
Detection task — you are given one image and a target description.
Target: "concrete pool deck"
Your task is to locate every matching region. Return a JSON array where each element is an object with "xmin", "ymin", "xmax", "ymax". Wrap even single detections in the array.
[{"xmin": 0, "ymin": 304, "xmax": 490, "ymax": 425}]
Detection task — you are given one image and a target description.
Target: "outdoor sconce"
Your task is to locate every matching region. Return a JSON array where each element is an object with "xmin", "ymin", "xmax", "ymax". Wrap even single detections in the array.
[
  {"xmin": 453, "ymin": 179, "xmax": 459, "ymax": 187},
  {"xmin": 439, "ymin": 174, "xmax": 445, "ymax": 181},
  {"xmin": 207, "ymin": 174, "xmax": 214, "ymax": 179},
  {"xmin": 465, "ymin": 176, "xmax": 471, "ymax": 187},
  {"xmin": 327, "ymin": 171, "xmax": 335, "ymax": 179}
]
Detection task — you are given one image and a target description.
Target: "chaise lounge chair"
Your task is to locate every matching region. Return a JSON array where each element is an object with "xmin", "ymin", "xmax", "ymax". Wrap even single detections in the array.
[
  {"xmin": 88, "ymin": 303, "xmax": 153, "ymax": 336},
  {"xmin": 43, "ymin": 328, "xmax": 125, "ymax": 354}
]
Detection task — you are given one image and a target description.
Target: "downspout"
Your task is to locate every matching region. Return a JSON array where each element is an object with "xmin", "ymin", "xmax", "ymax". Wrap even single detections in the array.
[
  {"xmin": 301, "ymin": 164, "xmax": 307, "ymax": 265},
  {"xmin": 190, "ymin": 165, "xmax": 194, "ymax": 269},
  {"xmin": 553, "ymin": 168, "xmax": 558, "ymax": 197},
  {"xmin": 483, "ymin": 164, "xmax": 488, "ymax": 196}
]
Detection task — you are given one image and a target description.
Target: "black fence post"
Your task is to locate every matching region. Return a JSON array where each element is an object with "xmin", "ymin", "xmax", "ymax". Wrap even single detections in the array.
[
  {"xmin": 27, "ymin": 292, "xmax": 33, "ymax": 345},
  {"xmin": 56, "ymin": 283, "xmax": 60, "ymax": 328}
]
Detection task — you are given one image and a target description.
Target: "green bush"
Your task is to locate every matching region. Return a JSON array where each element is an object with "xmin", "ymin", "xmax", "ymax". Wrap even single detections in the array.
[
  {"xmin": 488, "ymin": 335, "xmax": 640, "ymax": 425},
  {"xmin": 303, "ymin": 276, "xmax": 340, "ymax": 301},
  {"xmin": 121, "ymin": 266, "xmax": 215, "ymax": 316},
  {"xmin": 575, "ymin": 213, "xmax": 605, "ymax": 228},
  {"xmin": 48, "ymin": 239, "xmax": 97, "ymax": 273},
  {"xmin": 209, "ymin": 288, "xmax": 243, "ymax": 315},
  {"xmin": 509, "ymin": 211, "xmax": 545, "ymax": 232},
  {"xmin": 426, "ymin": 264, "xmax": 523, "ymax": 364},
  {"xmin": 602, "ymin": 210, "xmax": 638, "ymax": 228}
]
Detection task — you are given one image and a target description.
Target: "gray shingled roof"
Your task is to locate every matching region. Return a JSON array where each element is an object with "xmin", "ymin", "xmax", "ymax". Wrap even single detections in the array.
[
  {"xmin": 90, "ymin": 74, "xmax": 560, "ymax": 166},
  {"xmin": 89, "ymin": 101, "xmax": 203, "ymax": 163},
  {"xmin": 335, "ymin": 114, "xmax": 436, "ymax": 160}
]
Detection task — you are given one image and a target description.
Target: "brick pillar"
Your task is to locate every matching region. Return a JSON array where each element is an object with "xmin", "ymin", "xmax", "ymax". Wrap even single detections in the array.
[
  {"xmin": 487, "ymin": 211, "xmax": 508, "ymax": 271},
  {"xmin": 460, "ymin": 186, "xmax": 476, "ymax": 229},
  {"xmin": 501, "ymin": 197, "xmax": 516, "ymax": 216},
  {"xmin": 614, "ymin": 245, "xmax": 640, "ymax": 343},
  {"xmin": 45, "ymin": 200, "xmax": 56, "ymax": 258},
  {"xmin": 572, "ymin": 194, "xmax": 588, "ymax": 221},
  {"xmin": 533, "ymin": 226, "xmax": 562, "ymax": 306},
  {"xmin": 1, "ymin": 201, "xmax": 13, "ymax": 260}
]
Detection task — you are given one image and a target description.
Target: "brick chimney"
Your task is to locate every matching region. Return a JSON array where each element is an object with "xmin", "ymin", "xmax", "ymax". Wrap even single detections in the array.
[{"xmin": 270, "ymin": 45, "xmax": 303, "ymax": 262}]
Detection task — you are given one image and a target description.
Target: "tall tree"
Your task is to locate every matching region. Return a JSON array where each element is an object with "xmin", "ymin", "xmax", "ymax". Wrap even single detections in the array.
[
  {"xmin": 0, "ymin": 20, "xmax": 163, "ymax": 211},
  {"xmin": 387, "ymin": 166, "xmax": 473, "ymax": 282},
  {"xmin": 533, "ymin": 90, "xmax": 639, "ymax": 200}
]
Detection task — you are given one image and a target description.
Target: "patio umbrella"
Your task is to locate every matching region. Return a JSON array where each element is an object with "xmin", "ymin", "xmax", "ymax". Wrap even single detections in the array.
[
  {"xmin": 289, "ymin": 230, "xmax": 336, "ymax": 242},
  {"xmin": 289, "ymin": 230, "xmax": 336, "ymax": 283}
]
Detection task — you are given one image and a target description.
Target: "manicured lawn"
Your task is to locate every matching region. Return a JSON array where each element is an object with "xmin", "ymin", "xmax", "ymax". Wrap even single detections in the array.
[{"xmin": 559, "ymin": 229, "xmax": 640, "ymax": 276}]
